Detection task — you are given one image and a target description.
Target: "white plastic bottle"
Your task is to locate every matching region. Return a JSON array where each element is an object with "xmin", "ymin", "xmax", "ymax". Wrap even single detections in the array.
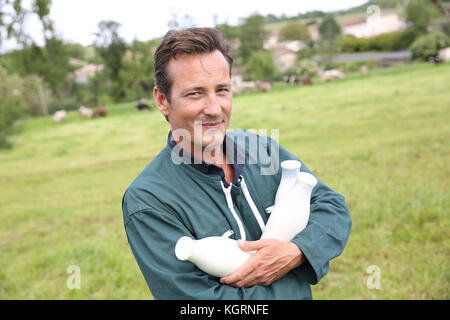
[
  {"xmin": 274, "ymin": 160, "xmax": 302, "ymax": 205},
  {"xmin": 261, "ymin": 171, "xmax": 318, "ymax": 242},
  {"xmin": 175, "ymin": 231, "xmax": 253, "ymax": 277},
  {"xmin": 175, "ymin": 170, "xmax": 318, "ymax": 278}
]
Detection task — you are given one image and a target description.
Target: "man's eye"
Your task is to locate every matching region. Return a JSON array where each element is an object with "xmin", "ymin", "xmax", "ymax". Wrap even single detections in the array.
[{"xmin": 188, "ymin": 91, "xmax": 200, "ymax": 97}]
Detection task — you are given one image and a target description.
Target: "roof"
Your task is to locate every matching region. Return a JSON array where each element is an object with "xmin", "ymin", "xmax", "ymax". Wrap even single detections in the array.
[{"xmin": 340, "ymin": 18, "xmax": 367, "ymax": 27}]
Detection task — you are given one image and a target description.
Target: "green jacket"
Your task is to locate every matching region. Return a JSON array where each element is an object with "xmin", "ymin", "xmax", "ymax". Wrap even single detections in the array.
[{"xmin": 122, "ymin": 129, "xmax": 352, "ymax": 299}]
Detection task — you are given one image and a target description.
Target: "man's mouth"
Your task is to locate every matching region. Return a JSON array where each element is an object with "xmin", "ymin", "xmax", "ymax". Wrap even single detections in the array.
[{"xmin": 201, "ymin": 121, "xmax": 223, "ymax": 129}]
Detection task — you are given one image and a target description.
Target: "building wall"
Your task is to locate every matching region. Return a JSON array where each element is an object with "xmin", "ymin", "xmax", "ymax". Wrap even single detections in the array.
[{"xmin": 343, "ymin": 14, "xmax": 404, "ymax": 38}]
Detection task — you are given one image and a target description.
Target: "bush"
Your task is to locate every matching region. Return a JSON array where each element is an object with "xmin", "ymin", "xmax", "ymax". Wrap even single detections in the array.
[
  {"xmin": 341, "ymin": 35, "xmax": 371, "ymax": 52},
  {"xmin": 284, "ymin": 59, "xmax": 319, "ymax": 78},
  {"xmin": 341, "ymin": 32, "xmax": 409, "ymax": 53},
  {"xmin": 410, "ymin": 31, "xmax": 450, "ymax": 61},
  {"xmin": 370, "ymin": 32, "xmax": 408, "ymax": 51},
  {"xmin": 323, "ymin": 60, "xmax": 378, "ymax": 73},
  {"xmin": 0, "ymin": 67, "xmax": 28, "ymax": 149}
]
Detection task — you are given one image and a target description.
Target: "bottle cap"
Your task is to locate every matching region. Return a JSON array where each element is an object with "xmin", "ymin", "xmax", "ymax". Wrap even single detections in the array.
[
  {"xmin": 281, "ymin": 160, "xmax": 302, "ymax": 170},
  {"xmin": 297, "ymin": 172, "xmax": 318, "ymax": 187}
]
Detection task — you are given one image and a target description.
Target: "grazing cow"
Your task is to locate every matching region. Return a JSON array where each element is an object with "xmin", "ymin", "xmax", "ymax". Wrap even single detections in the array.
[
  {"xmin": 78, "ymin": 106, "xmax": 93, "ymax": 119},
  {"xmin": 320, "ymin": 69, "xmax": 345, "ymax": 82},
  {"xmin": 297, "ymin": 76, "xmax": 312, "ymax": 85},
  {"xmin": 93, "ymin": 107, "xmax": 108, "ymax": 118},
  {"xmin": 53, "ymin": 110, "xmax": 67, "ymax": 123},
  {"xmin": 283, "ymin": 75, "xmax": 298, "ymax": 84},
  {"xmin": 135, "ymin": 98, "xmax": 150, "ymax": 111},
  {"xmin": 428, "ymin": 56, "xmax": 443, "ymax": 64},
  {"xmin": 360, "ymin": 65, "xmax": 369, "ymax": 75},
  {"xmin": 438, "ymin": 47, "xmax": 450, "ymax": 62}
]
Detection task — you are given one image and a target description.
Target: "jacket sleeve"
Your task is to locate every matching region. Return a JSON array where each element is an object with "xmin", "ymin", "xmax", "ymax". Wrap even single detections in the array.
[
  {"xmin": 274, "ymin": 142, "xmax": 352, "ymax": 285},
  {"xmin": 123, "ymin": 191, "xmax": 310, "ymax": 300}
]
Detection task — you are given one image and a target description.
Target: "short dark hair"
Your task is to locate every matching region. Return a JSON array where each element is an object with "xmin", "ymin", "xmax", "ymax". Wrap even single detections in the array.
[{"xmin": 154, "ymin": 27, "xmax": 233, "ymax": 103}]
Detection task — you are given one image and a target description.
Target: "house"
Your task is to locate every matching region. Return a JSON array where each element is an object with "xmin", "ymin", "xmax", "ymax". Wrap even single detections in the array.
[
  {"xmin": 68, "ymin": 59, "xmax": 104, "ymax": 85},
  {"xmin": 307, "ymin": 23, "xmax": 320, "ymax": 42},
  {"xmin": 341, "ymin": 13, "xmax": 405, "ymax": 38},
  {"xmin": 266, "ymin": 41, "xmax": 306, "ymax": 71},
  {"xmin": 264, "ymin": 31, "xmax": 280, "ymax": 49},
  {"xmin": 263, "ymin": 32, "xmax": 307, "ymax": 71}
]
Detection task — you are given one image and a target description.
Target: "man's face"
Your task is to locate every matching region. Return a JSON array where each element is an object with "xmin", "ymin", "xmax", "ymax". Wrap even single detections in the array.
[{"xmin": 155, "ymin": 50, "xmax": 232, "ymax": 152}]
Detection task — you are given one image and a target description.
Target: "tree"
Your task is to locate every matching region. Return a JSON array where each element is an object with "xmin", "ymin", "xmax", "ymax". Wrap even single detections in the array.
[
  {"xmin": 40, "ymin": 37, "xmax": 69, "ymax": 96},
  {"xmin": 238, "ymin": 13, "xmax": 267, "ymax": 63},
  {"xmin": 1, "ymin": 0, "xmax": 68, "ymax": 99},
  {"xmin": 406, "ymin": 0, "xmax": 431, "ymax": 34},
  {"xmin": 318, "ymin": 16, "xmax": 341, "ymax": 43},
  {"xmin": 279, "ymin": 21, "xmax": 311, "ymax": 43},
  {"xmin": 118, "ymin": 40, "xmax": 155, "ymax": 101},
  {"xmin": 243, "ymin": 50, "xmax": 278, "ymax": 81},
  {"xmin": 403, "ymin": 0, "xmax": 431, "ymax": 44},
  {"xmin": 4, "ymin": 0, "xmax": 33, "ymax": 72},
  {"xmin": 215, "ymin": 23, "xmax": 239, "ymax": 40},
  {"xmin": 318, "ymin": 16, "xmax": 341, "ymax": 65},
  {"xmin": 32, "ymin": 0, "xmax": 55, "ymax": 66},
  {"xmin": 94, "ymin": 20, "xmax": 126, "ymax": 101}
]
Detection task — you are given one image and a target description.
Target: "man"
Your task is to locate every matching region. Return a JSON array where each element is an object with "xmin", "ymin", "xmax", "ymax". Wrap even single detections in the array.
[{"xmin": 122, "ymin": 28, "xmax": 352, "ymax": 299}]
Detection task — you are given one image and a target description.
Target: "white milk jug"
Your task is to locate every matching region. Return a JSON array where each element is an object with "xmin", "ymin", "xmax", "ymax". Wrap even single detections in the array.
[
  {"xmin": 175, "ymin": 231, "xmax": 253, "ymax": 277},
  {"xmin": 175, "ymin": 167, "xmax": 318, "ymax": 277},
  {"xmin": 274, "ymin": 160, "xmax": 302, "ymax": 204},
  {"xmin": 261, "ymin": 171, "xmax": 318, "ymax": 242}
]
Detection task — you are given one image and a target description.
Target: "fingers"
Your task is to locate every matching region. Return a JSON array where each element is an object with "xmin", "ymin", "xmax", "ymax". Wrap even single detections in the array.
[
  {"xmin": 220, "ymin": 239, "xmax": 275, "ymax": 287},
  {"xmin": 220, "ymin": 260, "xmax": 255, "ymax": 285},
  {"xmin": 237, "ymin": 239, "xmax": 265, "ymax": 252},
  {"xmin": 219, "ymin": 239, "xmax": 303, "ymax": 288}
]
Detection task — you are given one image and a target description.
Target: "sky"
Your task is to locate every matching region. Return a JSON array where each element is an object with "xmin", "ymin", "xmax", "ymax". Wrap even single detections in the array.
[{"xmin": 3, "ymin": 0, "xmax": 368, "ymax": 50}]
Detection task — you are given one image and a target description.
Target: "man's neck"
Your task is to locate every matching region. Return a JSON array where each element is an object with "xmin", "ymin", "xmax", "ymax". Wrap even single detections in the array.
[{"xmin": 169, "ymin": 131, "xmax": 238, "ymax": 186}]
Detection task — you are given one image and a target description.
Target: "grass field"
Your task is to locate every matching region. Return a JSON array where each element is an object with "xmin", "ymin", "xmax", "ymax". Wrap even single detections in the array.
[{"xmin": 0, "ymin": 62, "xmax": 449, "ymax": 299}]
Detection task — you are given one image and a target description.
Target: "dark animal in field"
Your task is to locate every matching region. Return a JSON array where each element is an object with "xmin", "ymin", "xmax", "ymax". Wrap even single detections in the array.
[
  {"xmin": 135, "ymin": 98, "xmax": 150, "ymax": 111},
  {"xmin": 297, "ymin": 76, "xmax": 312, "ymax": 85},
  {"xmin": 93, "ymin": 107, "xmax": 108, "ymax": 118}
]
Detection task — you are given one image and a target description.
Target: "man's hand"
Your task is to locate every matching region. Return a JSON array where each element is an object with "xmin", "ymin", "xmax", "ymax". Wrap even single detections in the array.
[{"xmin": 220, "ymin": 239, "xmax": 305, "ymax": 288}]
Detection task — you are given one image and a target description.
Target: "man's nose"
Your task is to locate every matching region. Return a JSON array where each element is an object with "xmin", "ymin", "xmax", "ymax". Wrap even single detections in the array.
[{"xmin": 203, "ymin": 93, "xmax": 221, "ymax": 116}]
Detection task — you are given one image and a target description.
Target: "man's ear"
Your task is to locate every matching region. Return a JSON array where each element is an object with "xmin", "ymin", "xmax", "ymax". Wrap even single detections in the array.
[{"xmin": 154, "ymin": 86, "xmax": 170, "ymax": 118}]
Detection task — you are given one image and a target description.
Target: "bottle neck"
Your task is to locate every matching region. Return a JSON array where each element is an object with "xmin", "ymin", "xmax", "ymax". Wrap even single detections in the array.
[
  {"xmin": 291, "ymin": 179, "xmax": 314, "ymax": 197},
  {"xmin": 281, "ymin": 168, "xmax": 299, "ymax": 180}
]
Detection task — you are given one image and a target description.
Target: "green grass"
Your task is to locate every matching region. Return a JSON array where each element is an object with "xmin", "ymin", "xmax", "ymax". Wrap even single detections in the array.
[{"xmin": 1, "ymin": 62, "xmax": 449, "ymax": 299}]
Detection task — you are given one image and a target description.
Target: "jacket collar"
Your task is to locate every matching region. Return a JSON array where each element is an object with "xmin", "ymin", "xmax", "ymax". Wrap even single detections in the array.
[{"xmin": 167, "ymin": 131, "xmax": 245, "ymax": 186}]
